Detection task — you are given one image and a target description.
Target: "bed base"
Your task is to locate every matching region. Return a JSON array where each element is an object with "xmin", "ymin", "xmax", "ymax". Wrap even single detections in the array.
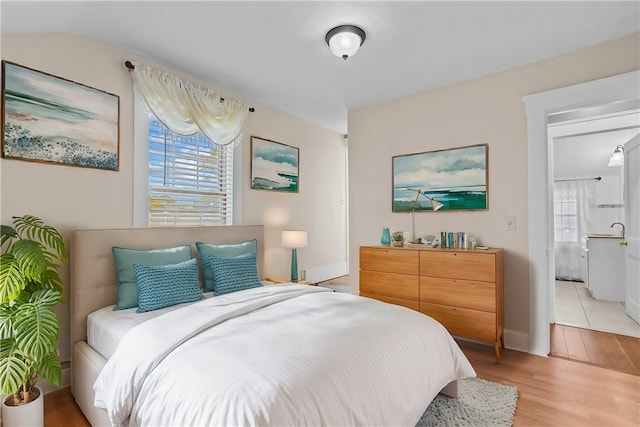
[{"xmin": 72, "ymin": 341, "xmax": 110, "ymax": 426}]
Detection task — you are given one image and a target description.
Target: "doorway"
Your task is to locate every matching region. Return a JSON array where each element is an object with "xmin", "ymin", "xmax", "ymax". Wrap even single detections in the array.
[
  {"xmin": 524, "ymin": 70, "xmax": 640, "ymax": 357},
  {"xmin": 549, "ymin": 105, "xmax": 640, "ymax": 339}
]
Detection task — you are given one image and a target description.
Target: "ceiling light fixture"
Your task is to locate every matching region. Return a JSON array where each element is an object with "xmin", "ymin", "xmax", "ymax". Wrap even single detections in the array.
[
  {"xmin": 325, "ymin": 25, "xmax": 366, "ymax": 60},
  {"xmin": 607, "ymin": 144, "xmax": 625, "ymax": 167}
]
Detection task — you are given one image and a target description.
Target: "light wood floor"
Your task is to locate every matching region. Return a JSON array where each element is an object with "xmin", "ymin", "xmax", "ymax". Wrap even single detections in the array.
[
  {"xmin": 551, "ymin": 323, "xmax": 640, "ymax": 376},
  {"xmin": 44, "ymin": 339, "xmax": 640, "ymax": 427}
]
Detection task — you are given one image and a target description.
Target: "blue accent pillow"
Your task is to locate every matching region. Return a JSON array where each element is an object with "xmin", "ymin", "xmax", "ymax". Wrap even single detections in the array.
[
  {"xmin": 133, "ymin": 258, "xmax": 204, "ymax": 313},
  {"xmin": 201, "ymin": 253, "xmax": 262, "ymax": 296},
  {"xmin": 195, "ymin": 239, "xmax": 257, "ymax": 292},
  {"xmin": 112, "ymin": 245, "xmax": 192, "ymax": 310}
]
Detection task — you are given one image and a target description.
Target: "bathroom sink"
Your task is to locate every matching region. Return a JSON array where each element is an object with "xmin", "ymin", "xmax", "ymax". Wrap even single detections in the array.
[{"xmin": 587, "ymin": 233, "xmax": 622, "ymax": 237}]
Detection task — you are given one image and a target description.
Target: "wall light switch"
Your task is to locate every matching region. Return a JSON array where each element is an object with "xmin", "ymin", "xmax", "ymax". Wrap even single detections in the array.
[{"xmin": 505, "ymin": 216, "xmax": 516, "ymax": 231}]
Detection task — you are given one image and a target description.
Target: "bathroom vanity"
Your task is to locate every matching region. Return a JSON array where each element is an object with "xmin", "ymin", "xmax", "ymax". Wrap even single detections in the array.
[{"xmin": 586, "ymin": 235, "xmax": 625, "ymax": 302}]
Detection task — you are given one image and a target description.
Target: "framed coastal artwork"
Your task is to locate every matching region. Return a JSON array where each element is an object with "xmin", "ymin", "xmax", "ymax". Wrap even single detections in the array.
[
  {"xmin": 1, "ymin": 61, "xmax": 120, "ymax": 171},
  {"xmin": 250, "ymin": 136, "xmax": 299, "ymax": 192},
  {"xmin": 392, "ymin": 143, "xmax": 488, "ymax": 212}
]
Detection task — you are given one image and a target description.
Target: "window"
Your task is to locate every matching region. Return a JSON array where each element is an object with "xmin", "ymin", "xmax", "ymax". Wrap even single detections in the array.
[
  {"xmin": 554, "ymin": 197, "xmax": 578, "ymax": 242},
  {"xmin": 147, "ymin": 113, "xmax": 233, "ymax": 225}
]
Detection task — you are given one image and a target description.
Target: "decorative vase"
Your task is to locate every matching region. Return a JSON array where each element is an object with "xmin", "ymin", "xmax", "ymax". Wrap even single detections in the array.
[
  {"xmin": 2, "ymin": 386, "xmax": 44, "ymax": 427},
  {"xmin": 381, "ymin": 227, "xmax": 391, "ymax": 246}
]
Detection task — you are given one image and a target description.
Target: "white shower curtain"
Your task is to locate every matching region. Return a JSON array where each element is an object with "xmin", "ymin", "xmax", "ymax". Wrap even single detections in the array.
[{"xmin": 554, "ymin": 179, "xmax": 596, "ymax": 281}]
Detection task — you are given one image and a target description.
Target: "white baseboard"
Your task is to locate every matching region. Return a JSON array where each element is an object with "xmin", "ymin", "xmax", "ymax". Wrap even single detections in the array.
[
  {"xmin": 503, "ymin": 329, "xmax": 530, "ymax": 354},
  {"xmin": 625, "ymin": 298, "xmax": 640, "ymax": 324},
  {"xmin": 39, "ymin": 366, "xmax": 71, "ymax": 395},
  {"xmin": 454, "ymin": 329, "xmax": 531, "ymax": 354},
  {"xmin": 305, "ymin": 262, "xmax": 348, "ymax": 283}
]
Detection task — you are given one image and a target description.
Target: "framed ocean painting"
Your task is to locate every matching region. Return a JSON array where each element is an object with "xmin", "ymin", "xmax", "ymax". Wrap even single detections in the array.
[
  {"xmin": 1, "ymin": 61, "xmax": 119, "ymax": 171},
  {"xmin": 392, "ymin": 143, "xmax": 488, "ymax": 212},
  {"xmin": 250, "ymin": 136, "xmax": 299, "ymax": 192}
]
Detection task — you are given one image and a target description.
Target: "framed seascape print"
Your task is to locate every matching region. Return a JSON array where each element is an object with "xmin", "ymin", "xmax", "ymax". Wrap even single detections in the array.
[
  {"xmin": 250, "ymin": 136, "xmax": 299, "ymax": 192},
  {"xmin": 392, "ymin": 143, "xmax": 488, "ymax": 212},
  {"xmin": 1, "ymin": 61, "xmax": 120, "ymax": 171}
]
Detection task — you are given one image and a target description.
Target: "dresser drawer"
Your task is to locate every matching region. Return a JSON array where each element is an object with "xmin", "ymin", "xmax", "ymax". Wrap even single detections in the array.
[
  {"xmin": 360, "ymin": 271, "xmax": 419, "ymax": 300},
  {"xmin": 360, "ymin": 292, "xmax": 420, "ymax": 311},
  {"xmin": 420, "ymin": 302, "xmax": 496, "ymax": 342},
  {"xmin": 420, "ymin": 251, "xmax": 495, "ymax": 282},
  {"xmin": 360, "ymin": 247, "xmax": 419, "ymax": 275},
  {"xmin": 420, "ymin": 276, "xmax": 495, "ymax": 312}
]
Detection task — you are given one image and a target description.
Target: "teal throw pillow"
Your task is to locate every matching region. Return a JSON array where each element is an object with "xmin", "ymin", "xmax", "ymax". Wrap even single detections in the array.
[
  {"xmin": 195, "ymin": 239, "xmax": 257, "ymax": 292},
  {"xmin": 112, "ymin": 245, "xmax": 192, "ymax": 310},
  {"xmin": 201, "ymin": 253, "xmax": 262, "ymax": 296},
  {"xmin": 133, "ymin": 258, "xmax": 204, "ymax": 313}
]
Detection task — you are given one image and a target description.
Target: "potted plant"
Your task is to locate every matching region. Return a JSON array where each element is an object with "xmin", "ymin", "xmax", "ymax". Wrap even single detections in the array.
[
  {"xmin": 0, "ymin": 215, "xmax": 66, "ymax": 426},
  {"xmin": 391, "ymin": 231, "xmax": 405, "ymax": 247}
]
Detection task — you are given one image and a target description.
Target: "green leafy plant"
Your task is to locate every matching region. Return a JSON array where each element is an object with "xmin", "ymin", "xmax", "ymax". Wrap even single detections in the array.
[
  {"xmin": 391, "ymin": 231, "xmax": 405, "ymax": 247},
  {"xmin": 391, "ymin": 231, "xmax": 404, "ymax": 242},
  {"xmin": 0, "ymin": 215, "xmax": 66, "ymax": 405}
]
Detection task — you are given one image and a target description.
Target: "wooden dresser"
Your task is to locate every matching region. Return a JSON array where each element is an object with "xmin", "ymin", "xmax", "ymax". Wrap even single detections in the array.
[{"xmin": 359, "ymin": 246, "xmax": 504, "ymax": 361}]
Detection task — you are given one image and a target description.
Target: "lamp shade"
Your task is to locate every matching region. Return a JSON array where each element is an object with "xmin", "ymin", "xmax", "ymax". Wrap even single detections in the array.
[
  {"xmin": 282, "ymin": 230, "xmax": 308, "ymax": 248},
  {"xmin": 431, "ymin": 199, "xmax": 444, "ymax": 211},
  {"xmin": 325, "ymin": 25, "xmax": 366, "ymax": 60},
  {"xmin": 608, "ymin": 145, "xmax": 624, "ymax": 167}
]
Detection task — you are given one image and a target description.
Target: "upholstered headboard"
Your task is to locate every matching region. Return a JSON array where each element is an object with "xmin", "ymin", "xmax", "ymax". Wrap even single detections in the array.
[{"xmin": 70, "ymin": 225, "xmax": 264, "ymax": 345}]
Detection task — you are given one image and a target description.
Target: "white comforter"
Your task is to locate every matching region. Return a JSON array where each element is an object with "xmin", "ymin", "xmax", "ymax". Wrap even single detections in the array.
[{"xmin": 94, "ymin": 284, "xmax": 475, "ymax": 426}]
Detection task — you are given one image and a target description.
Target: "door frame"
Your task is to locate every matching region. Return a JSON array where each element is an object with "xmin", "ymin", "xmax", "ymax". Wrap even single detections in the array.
[
  {"xmin": 523, "ymin": 70, "xmax": 640, "ymax": 356},
  {"xmin": 624, "ymin": 136, "xmax": 640, "ymax": 323}
]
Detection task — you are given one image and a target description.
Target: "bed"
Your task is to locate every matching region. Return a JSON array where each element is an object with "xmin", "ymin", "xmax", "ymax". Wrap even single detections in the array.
[{"xmin": 70, "ymin": 225, "xmax": 475, "ymax": 426}]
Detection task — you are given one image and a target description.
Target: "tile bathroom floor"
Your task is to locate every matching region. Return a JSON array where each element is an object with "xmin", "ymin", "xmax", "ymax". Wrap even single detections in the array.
[{"xmin": 555, "ymin": 280, "xmax": 640, "ymax": 338}]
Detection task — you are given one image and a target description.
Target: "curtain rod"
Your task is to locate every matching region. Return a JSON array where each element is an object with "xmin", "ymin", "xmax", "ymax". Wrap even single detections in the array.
[
  {"xmin": 124, "ymin": 61, "xmax": 255, "ymax": 113},
  {"xmin": 554, "ymin": 176, "xmax": 602, "ymax": 182}
]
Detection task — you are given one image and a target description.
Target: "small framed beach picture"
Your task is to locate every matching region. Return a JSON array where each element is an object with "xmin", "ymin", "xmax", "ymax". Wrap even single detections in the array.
[
  {"xmin": 250, "ymin": 136, "xmax": 299, "ymax": 193},
  {"xmin": 392, "ymin": 143, "xmax": 488, "ymax": 212},
  {"xmin": 1, "ymin": 61, "xmax": 119, "ymax": 171}
]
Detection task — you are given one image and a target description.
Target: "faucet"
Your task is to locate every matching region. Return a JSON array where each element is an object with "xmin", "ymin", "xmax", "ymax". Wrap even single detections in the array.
[{"xmin": 611, "ymin": 222, "xmax": 625, "ymax": 238}]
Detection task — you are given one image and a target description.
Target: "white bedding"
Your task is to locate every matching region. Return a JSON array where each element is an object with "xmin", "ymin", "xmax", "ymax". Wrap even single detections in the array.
[
  {"xmin": 87, "ymin": 292, "xmax": 215, "ymax": 360},
  {"xmin": 94, "ymin": 284, "xmax": 475, "ymax": 426}
]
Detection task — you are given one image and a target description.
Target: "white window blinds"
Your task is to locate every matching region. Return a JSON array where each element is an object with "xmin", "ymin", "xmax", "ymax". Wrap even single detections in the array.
[{"xmin": 148, "ymin": 114, "xmax": 233, "ymax": 226}]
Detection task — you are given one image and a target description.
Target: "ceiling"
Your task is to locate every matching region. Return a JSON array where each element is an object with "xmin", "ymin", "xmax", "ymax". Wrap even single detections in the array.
[
  {"xmin": 551, "ymin": 104, "xmax": 640, "ymax": 179},
  {"xmin": 2, "ymin": 1, "xmax": 639, "ymax": 134}
]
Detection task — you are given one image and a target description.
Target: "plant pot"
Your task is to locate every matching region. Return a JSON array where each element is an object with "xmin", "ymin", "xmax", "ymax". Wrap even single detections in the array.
[{"xmin": 2, "ymin": 386, "xmax": 44, "ymax": 427}]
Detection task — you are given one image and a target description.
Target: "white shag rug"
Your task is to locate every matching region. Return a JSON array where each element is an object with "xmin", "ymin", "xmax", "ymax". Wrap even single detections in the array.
[{"xmin": 416, "ymin": 377, "xmax": 518, "ymax": 427}]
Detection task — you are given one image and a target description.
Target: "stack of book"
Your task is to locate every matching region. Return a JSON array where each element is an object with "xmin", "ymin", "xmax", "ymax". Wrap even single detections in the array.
[{"xmin": 441, "ymin": 231, "xmax": 470, "ymax": 249}]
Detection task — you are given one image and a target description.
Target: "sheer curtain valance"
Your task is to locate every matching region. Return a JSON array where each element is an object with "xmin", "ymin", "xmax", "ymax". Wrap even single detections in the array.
[{"xmin": 131, "ymin": 63, "xmax": 249, "ymax": 146}]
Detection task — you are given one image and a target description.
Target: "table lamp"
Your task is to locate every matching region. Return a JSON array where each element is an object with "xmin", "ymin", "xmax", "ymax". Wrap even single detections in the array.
[
  {"xmin": 282, "ymin": 230, "xmax": 308, "ymax": 282},
  {"xmin": 407, "ymin": 188, "xmax": 444, "ymax": 243}
]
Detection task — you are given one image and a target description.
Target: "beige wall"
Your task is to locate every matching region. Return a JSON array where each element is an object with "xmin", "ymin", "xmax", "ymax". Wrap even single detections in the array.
[
  {"xmin": 348, "ymin": 33, "xmax": 640, "ymax": 349},
  {"xmin": 0, "ymin": 33, "xmax": 347, "ymax": 362}
]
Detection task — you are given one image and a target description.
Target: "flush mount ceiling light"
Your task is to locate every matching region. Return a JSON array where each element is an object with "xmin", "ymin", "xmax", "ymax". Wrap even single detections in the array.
[
  {"xmin": 325, "ymin": 25, "xmax": 366, "ymax": 60},
  {"xmin": 608, "ymin": 144, "xmax": 625, "ymax": 167}
]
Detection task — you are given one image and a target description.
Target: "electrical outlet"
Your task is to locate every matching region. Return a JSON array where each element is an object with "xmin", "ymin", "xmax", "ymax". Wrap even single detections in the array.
[{"xmin": 505, "ymin": 216, "xmax": 516, "ymax": 231}]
